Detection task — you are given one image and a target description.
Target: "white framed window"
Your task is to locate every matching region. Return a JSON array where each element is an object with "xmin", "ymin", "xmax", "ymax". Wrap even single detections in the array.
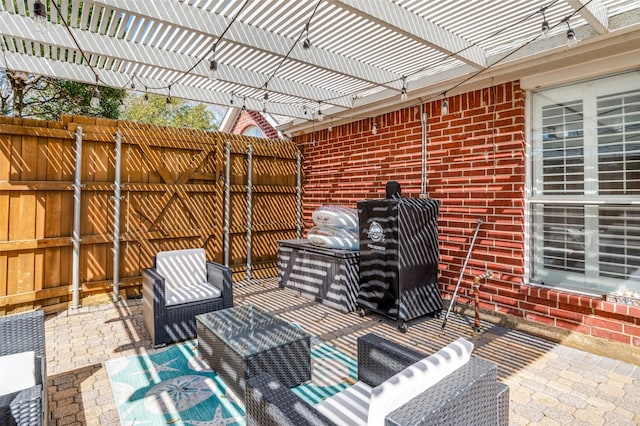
[
  {"xmin": 242, "ymin": 125, "xmax": 264, "ymax": 138},
  {"xmin": 529, "ymin": 71, "xmax": 640, "ymax": 295}
]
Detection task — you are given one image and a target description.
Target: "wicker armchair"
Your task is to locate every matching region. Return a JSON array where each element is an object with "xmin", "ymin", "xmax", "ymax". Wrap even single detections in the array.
[
  {"xmin": 0, "ymin": 310, "xmax": 47, "ymax": 426},
  {"xmin": 142, "ymin": 248, "xmax": 233, "ymax": 347},
  {"xmin": 246, "ymin": 333, "xmax": 509, "ymax": 426}
]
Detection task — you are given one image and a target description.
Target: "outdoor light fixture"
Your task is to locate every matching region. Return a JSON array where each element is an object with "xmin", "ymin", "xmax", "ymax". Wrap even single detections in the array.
[
  {"xmin": 317, "ymin": 103, "xmax": 324, "ymax": 121},
  {"xmin": 33, "ymin": 1, "xmax": 48, "ymax": 34},
  {"xmin": 328, "ymin": 119, "xmax": 333, "ymax": 133},
  {"xmin": 262, "ymin": 89, "xmax": 269, "ymax": 112},
  {"xmin": 209, "ymin": 59, "xmax": 218, "ymax": 80},
  {"xmin": 209, "ymin": 43, "xmax": 218, "ymax": 80},
  {"xmin": 566, "ymin": 24, "xmax": 578, "ymax": 47},
  {"xmin": 441, "ymin": 93, "xmax": 449, "ymax": 115},
  {"xmin": 90, "ymin": 87, "xmax": 101, "ymax": 109},
  {"xmin": 166, "ymin": 85, "xmax": 173, "ymax": 111},
  {"xmin": 372, "ymin": 120, "xmax": 378, "ymax": 135},
  {"xmin": 400, "ymin": 77, "xmax": 408, "ymax": 101},
  {"xmin": 302, "ymin": 23, "xmax": 311, "ymax": 59},
  {"xmin": 539, "ymin": 8, "xmax": 550, "ymax": 38}
]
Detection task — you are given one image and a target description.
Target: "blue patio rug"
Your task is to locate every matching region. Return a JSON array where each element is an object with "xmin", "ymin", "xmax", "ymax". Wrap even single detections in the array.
[{"xmin": 106, "ymin": 337, "xmax": 357, "ymax": 425}]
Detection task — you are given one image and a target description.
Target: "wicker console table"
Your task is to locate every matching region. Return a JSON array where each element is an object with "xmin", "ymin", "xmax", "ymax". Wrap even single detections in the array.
[{"xmin": 196, "ymin": 304, "xmax": 311, "ymax": 403}]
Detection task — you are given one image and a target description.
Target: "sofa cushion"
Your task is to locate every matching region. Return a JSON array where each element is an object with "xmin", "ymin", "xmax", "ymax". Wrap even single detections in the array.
[
  {"xmin": 165, "ymin": 281, "xmax": 222, "ymax": 306},
  {"xmin": 367, "ymin": 337, "xmax": 474, "ymax": 426},
  {"xmin": 0, "ymin": 351, "xmax": 36, "ymax": 397},
  {"xmin": 156, "ymin": 249, "xmax": 209, "ymax": 305},
  {"xmin": 315, "ymin": 381, "xmax": 372, "ymax": 426}
]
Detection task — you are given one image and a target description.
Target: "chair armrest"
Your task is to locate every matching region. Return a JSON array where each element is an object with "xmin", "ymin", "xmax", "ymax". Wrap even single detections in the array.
[
  {"xmin": 206, "ymin": 261, "xmax": 233, "ymax": 308},
  {"xmin": 142, "ymin": 268, "xmax": 166, "ymax": 307},
  {"xmin": 9, "ymin": 385, "xmax": 43, "ymax": 426},
  {"xmin": 0, "ymin": 310, "xmax": 45, "ymax": 358},
  {"xmin": 357, "ymin": 333, "xmax": 425, "ymax": 387},
  {"xmin": 385, "ymin": 357, "xmax": 501, "ymax": 426},
  {"xmin": 245, "ymin": 374, "xmax": 334, "ymax": 426}
]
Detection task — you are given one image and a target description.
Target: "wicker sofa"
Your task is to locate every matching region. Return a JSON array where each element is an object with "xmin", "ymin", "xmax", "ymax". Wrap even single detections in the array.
[
  {"xmin": 142, "ymin": 248, "xmax": 233, "ymax": 347},
  {"xmin": 0, "ymin": 310, "xmax": 47, "ymax": 426},
  {"xmin": 246, "ymin": 333, "xmax": 509, "ymax": 426}
]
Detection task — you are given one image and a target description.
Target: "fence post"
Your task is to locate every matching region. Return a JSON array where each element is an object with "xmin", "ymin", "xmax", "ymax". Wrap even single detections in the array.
[
  {"xmin": 224, "ymin": 141, "xmax": 231, "ymax": 267},
  {"xmin": 112, "ymin": 131, "xmax": 122, "ymax": 302},
  {"xmin": 246, "ymin": 144, "xmax": 253, "ymax": 281},
  {"xmin": 72, "ymin": 126, "xmax": 83, "ymax": 309}
]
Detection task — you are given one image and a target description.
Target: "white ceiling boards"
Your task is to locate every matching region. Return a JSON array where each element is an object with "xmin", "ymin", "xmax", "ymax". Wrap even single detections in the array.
[{"xmin": 1, "ymin": 0, "xmax": 640, "ymax": 130}]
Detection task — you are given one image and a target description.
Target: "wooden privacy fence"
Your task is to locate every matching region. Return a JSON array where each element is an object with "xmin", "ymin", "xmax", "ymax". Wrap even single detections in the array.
[{"xmin": 0, "ymin": 115, "xmax": 301, "ymax": 314}]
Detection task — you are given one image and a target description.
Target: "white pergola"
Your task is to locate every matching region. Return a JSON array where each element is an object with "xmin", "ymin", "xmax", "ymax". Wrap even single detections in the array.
[{"xmin": 1, "ymin": 0, "xmax": 640, "ymax": 132}]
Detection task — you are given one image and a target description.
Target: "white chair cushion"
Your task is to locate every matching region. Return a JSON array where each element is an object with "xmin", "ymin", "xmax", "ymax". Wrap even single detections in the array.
[
  {"xmin": 0, "ymin": 351, "xmax": 36, "ymax": 396},
  {"xmin": 165, "ymin": 281, "xmax": 222, "ymax": 306},
  {"xmin": 366, "ymin": 338, "xmax": 474, "ymax": 426},
  {"xmin": 315, "ymin": 381, "xmax": 372, "ymax": 426},
  {"xmin": 156, "ymin": 249, "xmax": 209, "ymax": 305}
]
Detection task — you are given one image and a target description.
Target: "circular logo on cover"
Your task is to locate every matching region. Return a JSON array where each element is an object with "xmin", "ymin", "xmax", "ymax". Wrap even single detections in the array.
[{"xmin": 368, "ymin": 221, "xmax": 385, "ymax": 242}]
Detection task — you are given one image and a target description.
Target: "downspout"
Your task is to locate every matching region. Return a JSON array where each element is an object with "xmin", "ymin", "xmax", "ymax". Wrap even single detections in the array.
[
  {"xmin": 296, "ymin": 149, "xmax": 302, "ymax": 239},
  {"xmin": 71, "ymin": 126, "xmax": 83, "ymax": 309},
  {"xmin": 421, "ymin": 104, "xmax": 428, "ymax": 196},
  {"xmin": 246, "ymin": 144, "xmax": 253, "ymax": 281},
  {"xmin": 112, "ymin": 131, "xmax": 122, "ymax": 302},
  {"xmin": 223, "ymin": 142, "xmax": 231, "ymax": 267}
]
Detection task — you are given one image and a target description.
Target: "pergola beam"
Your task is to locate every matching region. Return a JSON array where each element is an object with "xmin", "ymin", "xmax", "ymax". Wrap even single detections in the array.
[
  {"xmin": 90, "ymin": 0, "xmax": 399, "ymax": 90},
  {"xmin": 0, "ymin": 11, "xmax": 352, "ymax": 109},
  {"xmin": 326, "ymin": 0, "xmax": 486, "ymax": 69},
  {"xmin": 565, "ymin": 0, "xmax": 609, "ymax": 34}
]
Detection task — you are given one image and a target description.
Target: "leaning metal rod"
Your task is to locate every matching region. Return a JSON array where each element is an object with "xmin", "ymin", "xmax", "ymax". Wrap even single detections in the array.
[{"xmin": 441, "ymin": 218, "xmax": 483, "ymax": 331}]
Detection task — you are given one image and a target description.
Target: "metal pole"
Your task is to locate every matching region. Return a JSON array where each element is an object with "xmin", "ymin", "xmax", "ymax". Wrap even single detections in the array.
[
  {"xmin": 112, "ymin": 131, "xmax": 122, "ymax": 302},
  {"xmin": 296, "ymin": 149, "xmax": 302, "ymax": 239},
  {"xmin": 441, "ymin": 218, "xmax": 483, "ymax": 331},
  {"xmin": 420, "ymin": 105, "xmax": 428, "ymax": 195},
  {"xmin": 246, "ymin": 144, "xmax": 253, "ymax": 281},
  {"xmin": 223, "ymin": 142, "xmax": 231, "ymax": 267},
  {"xmin": 71, "ymin": 127, "xmax": 83, "ymax": 309}
]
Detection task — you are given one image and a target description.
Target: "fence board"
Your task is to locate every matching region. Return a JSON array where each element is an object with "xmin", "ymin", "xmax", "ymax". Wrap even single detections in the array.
[{"xmin": 0, "ymin": 116, "xmax": 299, "ymax": 313}]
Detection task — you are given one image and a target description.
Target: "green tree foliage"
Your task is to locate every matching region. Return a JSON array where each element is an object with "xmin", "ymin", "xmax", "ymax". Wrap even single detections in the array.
[
  {"xmin": 120, "ymin": 93, "xmax": 219, "ymax": 131},
  {"xmin": 0, "ymin": 70, "xmax": 125, "ymax": 120},
  {"xmin": 1, "ymin": 71, "xmax": 220, "ymax": 130}
]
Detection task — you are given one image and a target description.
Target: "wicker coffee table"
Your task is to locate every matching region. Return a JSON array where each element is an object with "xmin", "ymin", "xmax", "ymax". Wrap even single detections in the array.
[{"xmin": 195, "ymin": 304, "xmax": 311, "ymax": 403}]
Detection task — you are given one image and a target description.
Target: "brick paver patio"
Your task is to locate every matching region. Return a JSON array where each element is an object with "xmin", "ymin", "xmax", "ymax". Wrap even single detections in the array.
[{"xmin": 45, "ymin": 278, "xmax": 640, "ymax": 425}]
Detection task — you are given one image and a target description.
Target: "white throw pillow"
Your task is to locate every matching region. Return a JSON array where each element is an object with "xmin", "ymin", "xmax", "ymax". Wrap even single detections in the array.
[
  {"xmin": 156, "ymin": 248, "xmax": 207, "ymax": 303},
  {"xmin": 315, "ymin": 381, "xmax": 372, "ymax": 426},
  {"xmin": 366, "ymin": 338, "xmax": 474, "ymax": 426},
  {"xmin": 0, "ymin": 351, "xmax": 37, "ymax": 396}
]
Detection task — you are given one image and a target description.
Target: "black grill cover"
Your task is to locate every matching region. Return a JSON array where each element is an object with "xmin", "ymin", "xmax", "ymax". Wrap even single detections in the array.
[{"xmin": 356, "ymin": 197, "xmax": 443, "ymax": 321}]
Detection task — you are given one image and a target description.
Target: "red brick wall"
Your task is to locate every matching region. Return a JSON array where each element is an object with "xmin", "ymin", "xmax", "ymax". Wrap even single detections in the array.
[
  {"xmin": 231, "ymin": 110, "xmax": 279, "ymax": 139},
  {"xmin": 294, "ymin": 80, "xmax": 639, "ymax": 347}
]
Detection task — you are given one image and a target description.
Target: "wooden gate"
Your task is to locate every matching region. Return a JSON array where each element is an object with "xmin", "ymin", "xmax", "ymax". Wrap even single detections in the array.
[{"xmin": 0, "ymin": 115, "xmax": 300, "ymax": 314}]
